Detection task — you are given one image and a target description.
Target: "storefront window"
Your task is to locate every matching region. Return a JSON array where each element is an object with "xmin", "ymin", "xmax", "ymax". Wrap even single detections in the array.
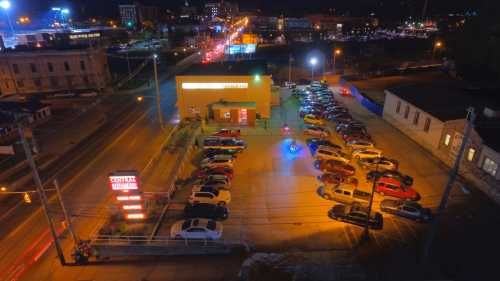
[
  {"xmin": 467, "ymin": 148, "xmax": 476, "ymax": 162},
  {"xmin": 444, "ymin": 134, "xmax": 451, "ymax": 146}
]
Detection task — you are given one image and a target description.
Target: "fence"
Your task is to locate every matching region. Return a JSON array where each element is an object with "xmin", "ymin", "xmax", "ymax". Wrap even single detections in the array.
[{"xmin": 340, "ymin": 78, "xmax": 383, "ymax": 117}]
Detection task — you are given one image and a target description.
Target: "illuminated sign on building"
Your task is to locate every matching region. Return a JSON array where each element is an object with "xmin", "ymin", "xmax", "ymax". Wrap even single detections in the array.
[
  {"xmin": 69, "ymin": 32, "xmax": 101, "ymax": 40},
  {"xmin": 116, "ymin": 195, "xmax": 142, "ymax": 201},
  {"xmin": 225, "ymin": 44, "xmax": 256, "ymax": 55},
  {"xmin": 182, "ymin": 82, "xmax": 248, "ymax": 90},
  {"xmin": 108, "ymin": 175, "xmax": 139, "ymax": 190},
  {"xmin": 123, "ymin": 204, "xmax": 143, "ymax": 210},
  {"xmin": 126, "ymin": 213, "xmax": 145, "ymax": 219}
]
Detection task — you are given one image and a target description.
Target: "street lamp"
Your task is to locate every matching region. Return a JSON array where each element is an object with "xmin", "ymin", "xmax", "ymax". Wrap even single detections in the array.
[
  {"xmin": 432, "ymin": 40, "xmax": 443, "ymax": 60},
  {"xmin": 333, "ymin": 48, "xmax": 341, "ymax": 75},
  {"xmin": 0, "ymin": 1, "xmax": 15, "ymax": 38},
  {"xmin": 310, "ymin": 57, "xmax": 318, "ymax": 81}
]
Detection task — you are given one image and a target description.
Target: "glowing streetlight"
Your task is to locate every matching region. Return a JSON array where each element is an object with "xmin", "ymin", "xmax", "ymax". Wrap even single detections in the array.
[
  {"xmin": 333, "ymin": 48, "xmax": 342, "ymax": 75},
  {"xmin": 435, "ymin": 41, "xmax": 443, "ymax": 48},
  {"xmin": 0, "ymin": 0, "xmax": 11, "ymax": 10},
  {"xmin": 0, "ymin": 1, "xmax": 15, "ymax": 37}
]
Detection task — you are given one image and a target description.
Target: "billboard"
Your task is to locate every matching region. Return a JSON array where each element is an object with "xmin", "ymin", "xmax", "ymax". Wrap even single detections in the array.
[
  {"xmin": 225, "ymin": 44, "xmax": 256, "ymax": 55},
  {"xmin": 108, "ymin": 170, "xmax": 145, "ymax": 220}
]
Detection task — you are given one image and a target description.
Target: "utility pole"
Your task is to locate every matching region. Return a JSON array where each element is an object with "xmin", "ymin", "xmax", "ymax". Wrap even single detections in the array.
[
  {"xmin": 153, "ymin": 54, "xmax": 165, "ymax": 130},
  {"xmin": 422, "ymin": 107, "xmax": 476, "ymax": 262},
  {"xmin": 17, "ymin": 119, "xmax": 66, "ymax": 265},
  {"xmin": 54, "ymin": 179, "xmax": 78, "ymax": 245},
  {"xmin": 362, "ymin": 173, "xmax": 378, "ymax": 240},
  {"xmin": 126, "ymin": 52, "xmax": 131, "ymax": 77},
  {"xmin": 288, "ymin": 53, "xmax": 292, "ymax": 84}
]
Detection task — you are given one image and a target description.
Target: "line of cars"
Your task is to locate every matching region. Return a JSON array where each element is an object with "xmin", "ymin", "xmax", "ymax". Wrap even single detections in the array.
[
  {"xmin": 170, "ymin": 129, "xmax": 246, "ymax": 240},
  {"xmin": 294, "ymin": 83, "xmax": 431, "ymax": 230}
]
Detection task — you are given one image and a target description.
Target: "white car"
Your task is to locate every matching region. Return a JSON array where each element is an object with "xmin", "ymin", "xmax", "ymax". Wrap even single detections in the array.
[
  {"xmin": 315, "ymin": 145, "xmax": 350, "ymax": 164},
  {"xmin": 201, "ymin": 154, "xmax": 235, "ymax": 163},
  {"xmin": 351, "ymin": 148, "xmax": 383, "ymax": 160},
  {"xmin": 188, "ymin": 189, "xmax": 231, "ymax": 206},
  {"xmin": 200, "ymin": 157, "xmax": 234, "ymax": 169},
  {"xmin": 192, "ymin": 182, "xmax": 229, "ymax": 192},
  {"xmin": 170, "ymin": 218, "xmax": 223, "ymax": 240},
  {"xmin": 345, "ymin": 140, "xmax": 375, "ymax": 151}
]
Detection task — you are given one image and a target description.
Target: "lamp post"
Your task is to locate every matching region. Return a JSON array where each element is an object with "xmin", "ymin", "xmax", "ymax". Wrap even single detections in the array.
[
  {"xmin": 333, "ymin": 48, "xmax": 341, "ymax": 75},
  {"xmin": 310, "ymin": 57, "xmax": 318, "ymax": 82},
  {"xmin": 432, "ymin": 40, "xmax": 443, "ymax": 61},
  {"xmin": 0, "ymin": 1, "xmax": 15, "ymax": 38}
]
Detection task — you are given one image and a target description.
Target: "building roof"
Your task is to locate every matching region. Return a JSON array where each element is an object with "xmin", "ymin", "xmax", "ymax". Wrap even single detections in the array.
[
  {"xmin": 387, "ymin": 80, "xmax": 500, "ymax": 152},
  {"xmin": 387, "ymin": 82, "xmax": 500, "ymax": 121},
  {"xmin": 180, "ymin": 60, "xmax": 269, "ymax": 76}
]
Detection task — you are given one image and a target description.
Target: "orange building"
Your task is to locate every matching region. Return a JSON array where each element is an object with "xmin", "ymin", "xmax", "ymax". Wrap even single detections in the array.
[{"xmin": 175, "ymin": 61, "xmax": 271, "ymax": 126}]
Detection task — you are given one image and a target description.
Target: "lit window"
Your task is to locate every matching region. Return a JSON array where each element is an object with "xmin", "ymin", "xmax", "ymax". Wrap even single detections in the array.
[
  {"xmin": 467, "ymin": 148, "xmax": 476, "ymax": 162},
  {"xmin": 482, "ymin": 158, "xmax": 498, "ymax": 176},
  {"xmin": 444, "ymin": 134, "xmax": 451, "ymax": 146}
]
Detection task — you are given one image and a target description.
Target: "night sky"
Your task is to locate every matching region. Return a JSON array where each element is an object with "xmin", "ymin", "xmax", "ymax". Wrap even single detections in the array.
[{"xmin": 10, "ymin": 0, "xmax": 477, "ymax": 19}]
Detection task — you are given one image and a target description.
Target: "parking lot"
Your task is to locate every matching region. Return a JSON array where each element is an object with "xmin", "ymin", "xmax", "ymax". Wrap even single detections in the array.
[{"xmin": 155, "ymin": 85, "xmax": 474, "ymax": 255}]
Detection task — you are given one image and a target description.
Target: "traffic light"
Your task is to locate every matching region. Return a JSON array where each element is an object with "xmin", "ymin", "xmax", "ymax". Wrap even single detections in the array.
[{"xmin": 23, "ymin": 192, "xmax": 32, "ymax": 204}]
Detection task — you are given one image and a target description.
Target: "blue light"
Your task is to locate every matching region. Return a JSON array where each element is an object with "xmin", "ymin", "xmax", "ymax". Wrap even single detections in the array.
[
  {"xmin": 61, "ymin": 8, "xmax": 70, "ymax": 14},
  {"xmin": 51, "ymin": 7, "xmax": 61, "ymax": 11}
]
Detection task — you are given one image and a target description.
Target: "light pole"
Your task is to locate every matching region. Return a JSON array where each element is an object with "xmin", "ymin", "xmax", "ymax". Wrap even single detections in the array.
[
  {"xmin": 0, "ymin": 1, "xmax": 15, "ymax": 38},
  {"xmin": 152, "ymin": 54, "xmax": 165, "ymax": 130},
  {"xmin": 333, "ymin": 48, "xmax": 341, "ymax": 75},
  {"xmin": 310, "ymin": 57, "xmax": 318, "ymax": 81}
]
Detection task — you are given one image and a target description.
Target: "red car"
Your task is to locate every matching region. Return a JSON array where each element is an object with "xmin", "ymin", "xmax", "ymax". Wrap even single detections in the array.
[
  {"xmin": 317, "ymin": 173, "xmax": 358, "ymax": 186},
  {"xmin": 375, "ymin": 177, "xmax": 420, "ymax": 201},
  {"xmin": 195, "ymin": 167, "xmax": 234, "ymax": 180},
  {"xmin": 342, "ymin": 132, "xmax": 372, "ymax": 143},
  {"xmin": 313, "ymin": 160, "xmax": 355, "ymax": 177},
  {"xmin": 211, "ymin": 129, "xmax": 241, "ymax": 138}
]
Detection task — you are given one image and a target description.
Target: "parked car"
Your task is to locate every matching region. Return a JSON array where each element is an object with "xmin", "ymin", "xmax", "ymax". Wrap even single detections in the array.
[
  {"xmin": 195, "ymin": 167, "xmax": 233, "ymax": 180},
  {"xmin": 325, "ymin": 112, "xmax": 353, "ymax": 122},
  {"xmin": 335, "ymin": 121, "xmax": 365, "ymax": 132},
  {"xmin": 188, "ymin": 188, "xmax": 231, "ymax": 206},
  {"xmin": 315, "ymin": 146, "xmax": 351, "ymax": 164},
  {"xmin": 303, "ymin": 125, "xmax": 329, "ymax": 138},
  {"xmin": 345, "ymin": 140, "xmax": 374, "ymax": 151},
  {"xmin": 203, "ymin": 138, "xmax": 246, "ymax": 150},
  {"xmin": 303, "ymin": 114, "xmax": 325, "ymax": 126},
  {"xmin": 317, "ymin": 173, "xmax": 358, "ymax": 186},
  {"xmin": 211, "ymin": 129, "xmax": 241, "ymax": 138},
  {"xmin": 306, "ymin": 138, "xmax": 342, "ymax": 154},
  {"xmin": 170, "ymin": 218, "xmax": 223, "ymax": 240},
  {"xmin": 375, "ymin": 177, "xmax": 420, "ymax": 201},
  {"xmin": 351, "ymin": 148, "xmax": 383, "ymax": 160},
  {"xmin": 380, "ymin": 200, "xmax": 431, "ymax": 222},
  {"xmin": 342, "ymin": 132, "xmax": 372, "ymax": 143},
  {"xmin": 200, "ymin": 156, "xmax": 234, "ymax": 169},
  {"xmin": 358, "ymin": 157, "xmax": 398, "ymax": 172},
  {"xmin": 184, "ymin": 203, "xmax": 229, "ymax": 221},
  {"xmin": 366, "ymin": 170, "xmax": 413, "ymax": 186},
  {"xmin": 192, "ymin": 181, "xmax": 229, "ymax": 192},
  {"xmin": 314, "ymin": 159, "xmax": 355, "ymax": 176},
  {"xmin": 202, "ymin": 148, "xmax": 240, "ymax": 159},
  {"xmin": 285, "ymin": 81, "xmax": 297, "ymax": 88},
  {"xmin": 320, "ymin": 183, "xmax": 370, "ymax": 204},
  {"xmin": 328, "ymin": 202, "xmax": 383, "ymax": 229}
]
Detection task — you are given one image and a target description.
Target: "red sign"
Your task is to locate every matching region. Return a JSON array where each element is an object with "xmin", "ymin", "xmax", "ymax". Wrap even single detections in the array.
[
  {"xmin": 116, "ymin": 195, "xmax": 142, "ymax": 201},
  {"xmin": 108, "ymin": 174, "xmax": 139, "ymax": 190}
]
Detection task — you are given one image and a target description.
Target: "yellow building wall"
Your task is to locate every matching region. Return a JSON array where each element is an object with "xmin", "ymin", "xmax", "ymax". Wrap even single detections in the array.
[{"xmin": 175, "ymin": 75, "xmax": 271, "ymax": 119}]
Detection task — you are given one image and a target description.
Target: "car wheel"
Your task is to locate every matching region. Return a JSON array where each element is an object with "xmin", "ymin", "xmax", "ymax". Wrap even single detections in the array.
[{"xmin": 218, "ymin": 201, "xmax": 226, "ymax": 207}]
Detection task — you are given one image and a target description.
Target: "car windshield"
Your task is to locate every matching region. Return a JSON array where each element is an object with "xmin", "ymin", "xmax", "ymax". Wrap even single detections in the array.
[
  {"xmin": 206, "ymin": 220, "xmax": 216, "ymax": 231},
  {"xmin": 182, "ymin": 220, "xmax": 192, "ymax": 230}
]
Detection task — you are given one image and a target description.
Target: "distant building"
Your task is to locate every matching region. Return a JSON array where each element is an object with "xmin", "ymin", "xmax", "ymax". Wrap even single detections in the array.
[
  {"xmin": 176, "ymin": 61, "xmax": 271, "ymax": 126},
  {"xmin": 119, "ymin": 2, "xmax": 161, "ymax": 28},
  {"xmin": 0, "ymin": 99, "xmax": 52, "ymax": 142},
  {"xmin": 0, "ymin": 48, "xmax": 111, "ymax": 96},
  {"xmin": 205, "ymin": 1, "xmax": 239, "ymax": 20},
  {"xmin": 383, "ymin": 79, "xmax": 500, "ymax": 198},
  {"xmin": 119, "ymin": 4, "xmax": 138, "ymax": 28}
]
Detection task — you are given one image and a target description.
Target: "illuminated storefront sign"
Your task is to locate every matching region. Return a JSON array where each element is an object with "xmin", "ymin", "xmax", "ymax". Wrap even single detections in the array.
[
  {"xmin": 182, "ymin": 82, "xmax": 248, "ymax": 90},
  {"xmin": 123, "ymin": 204, "xmax": 143, "ymax": 210},
  {"xmin": 116, "ymin": 195, "xmax": 142, "ymax": 201},
  {"xmin": 126, "ymin": 213, "xmax": 145, "ymax": 219},
  {"xmin": 69, "ymin": 32, "xmax": 101, "ymax": 40},
  {"xmin": 108, "ymin": 175, "xmax": 139, "ymax": 190}
]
